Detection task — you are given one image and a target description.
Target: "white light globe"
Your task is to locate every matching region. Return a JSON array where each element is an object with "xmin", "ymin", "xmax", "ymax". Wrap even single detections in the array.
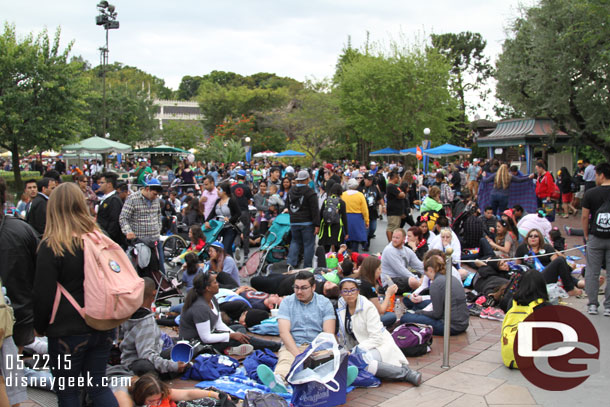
[{"xmin": 423, "ymin": 128, "xmax": 431, "ymax": 136}]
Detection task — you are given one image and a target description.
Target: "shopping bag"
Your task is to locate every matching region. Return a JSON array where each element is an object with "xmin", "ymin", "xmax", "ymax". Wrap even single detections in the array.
[{"xmin": 286, "ymin": 333, "xmax": 348, "ymax": 407}]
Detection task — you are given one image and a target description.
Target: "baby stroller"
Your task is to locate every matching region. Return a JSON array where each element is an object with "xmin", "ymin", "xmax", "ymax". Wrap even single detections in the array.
[{"xmin": 240, "ymin": 213, "xmax": 291, "ymax": 277}]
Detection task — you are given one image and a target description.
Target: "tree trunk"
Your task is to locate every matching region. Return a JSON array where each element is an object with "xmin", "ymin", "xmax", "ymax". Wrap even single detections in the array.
[{"xmin": 10, "ymin": 141, "xmax": 22, "ymax": 192}]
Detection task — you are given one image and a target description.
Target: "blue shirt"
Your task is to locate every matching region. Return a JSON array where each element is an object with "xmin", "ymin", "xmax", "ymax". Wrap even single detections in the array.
[{"xmin": 277, "ymin": 292, "xmax": 336, "ymax": 345}]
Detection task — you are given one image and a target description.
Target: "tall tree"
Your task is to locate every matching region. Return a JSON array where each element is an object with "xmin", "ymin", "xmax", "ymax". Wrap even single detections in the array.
[
  {"xmin": 335, "ymin": 40, "xmax": 458, "ymax": 157},
  {"xmin": 0, "ymin": 24, "xmax": 87, "ymax": 187},
  {"xmin": 156, "ymin": 120, "xmax": 206, "ymax": 150},
  {"xmin": 495, "ymin": 0, "xmax": 610, "ymax": 160},
  {"xmin": 430, "ymin": 32, "xmax": 494, "ymax": 142}
]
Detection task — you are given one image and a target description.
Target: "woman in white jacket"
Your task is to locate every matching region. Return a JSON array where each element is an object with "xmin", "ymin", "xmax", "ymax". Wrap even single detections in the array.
[{"xmin": 336, "ymin": 278, "xmax": 422, "ymax": 385}]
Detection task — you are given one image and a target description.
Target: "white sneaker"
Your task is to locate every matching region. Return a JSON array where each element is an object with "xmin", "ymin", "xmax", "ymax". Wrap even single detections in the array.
[
  {"xmin": 587, "ymin": 304, "xmax": 598, "ymax": 315},
  {"xmin": 226, "ymin": 344, "xmax": 254, "ymax": 356}
]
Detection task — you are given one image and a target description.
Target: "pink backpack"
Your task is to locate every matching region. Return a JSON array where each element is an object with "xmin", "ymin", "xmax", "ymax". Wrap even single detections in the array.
[{"xmin": 50, "ymin": 230, "xmax": 145, "ymax": 331}]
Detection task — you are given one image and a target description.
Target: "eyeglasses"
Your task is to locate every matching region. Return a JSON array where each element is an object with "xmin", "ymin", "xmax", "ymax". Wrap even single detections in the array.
[
  {"xmin": 293, "ymin": 285, "xmax": 311, "ymax": 291},
  {"xmin": 341, "ymin": 288, "xmax": 358, "ymax": 295}
]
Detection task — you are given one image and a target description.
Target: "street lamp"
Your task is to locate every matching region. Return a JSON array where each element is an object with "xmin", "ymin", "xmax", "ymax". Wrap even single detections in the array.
[
  {"xmin": 96, "ymin": 1, "xmax": 119, "ymax": 138},
  {"xmin": 244, "ymin": 136, "xmax": 252, "ymax": 163}
]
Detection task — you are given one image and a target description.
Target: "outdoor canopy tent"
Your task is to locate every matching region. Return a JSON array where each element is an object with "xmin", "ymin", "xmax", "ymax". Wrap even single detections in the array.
[
  {"xmin": 399, "ymin": 147, "xmax": 418, "ymax": 155},
  {"xmin": 370, "ymin": 147, "xmax": 400, "ymax": 156},
  {"xmin": 62, "ymin": 136, "xmax": 132, "ymax": 154},
  {"xmin": 253, "ymin": 150, "xmax": 277, "ymax": 158},
  {"xmin": 133, "ymin": 145, "xmax": 189, "ymax": 155},
  {"xmin": 423, "ymin": 143, "xmax": 471, "ymax": 157},
  {"xmin": 275, "ymin": 150, "xmax": 306, "ymax": 157}
]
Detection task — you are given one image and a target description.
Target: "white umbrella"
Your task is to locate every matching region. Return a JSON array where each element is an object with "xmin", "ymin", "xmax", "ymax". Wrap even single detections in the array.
[{"xmin": 253, "ymin": 150, "xmax": 277, "ymax": 158}]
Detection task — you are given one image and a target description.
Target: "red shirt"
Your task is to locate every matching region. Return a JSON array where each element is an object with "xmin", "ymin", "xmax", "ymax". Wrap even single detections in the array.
[{"xmin": 535, "ymin": 171, "xmax": 554, "ymax": 199}]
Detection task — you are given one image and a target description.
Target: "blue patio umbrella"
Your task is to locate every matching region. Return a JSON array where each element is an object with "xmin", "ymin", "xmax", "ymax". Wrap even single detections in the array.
[
  {"xmin": 423, "ymin": 143, "xmax": 471, "ymax": 157},
  {"xmin": 399, "ymin": 147, "xmax": 418, "ymax": 156},
  {"xmin": 275, "ymin": 150, "xmax": 306, "ymax": 157},
  {"xmin": 369, "ymin": 147, "xmax": 400, "ymax": 156}
]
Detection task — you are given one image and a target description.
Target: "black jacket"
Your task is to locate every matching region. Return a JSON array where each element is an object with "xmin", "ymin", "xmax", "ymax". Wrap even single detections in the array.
[
  {"xmin": 206, "ymin": 197, "xmax": 241, "ymax": 225},
  {"xmin": 97, "ymin": 193, "xmax": 126, "ymax": 248},
  {"xmin": 0, "ymin": 216, "xmax": 39, "ymax": 327},
  {"xmin": 26, "ymin": 193, "xmax": 48, "ymax": 235},
  {"xmin": 286, "ymin": 185, "xmax": 320, "ymax": 225}
]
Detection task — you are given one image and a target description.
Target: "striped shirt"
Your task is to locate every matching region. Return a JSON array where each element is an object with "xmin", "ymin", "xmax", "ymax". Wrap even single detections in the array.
[{"xmin": 119, "ymin": 190, "xmax": 162, "ymax": 238}]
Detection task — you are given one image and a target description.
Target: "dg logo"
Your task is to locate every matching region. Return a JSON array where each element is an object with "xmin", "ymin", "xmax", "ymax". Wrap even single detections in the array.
[{"xmin": 514, "ymin": 305, "xmax": 600, "ymax": 391}]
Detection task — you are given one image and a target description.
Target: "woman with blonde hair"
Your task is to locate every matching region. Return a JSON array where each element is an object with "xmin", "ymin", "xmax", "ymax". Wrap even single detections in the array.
[
  {"xmin": 481, "ymin": 163, "xmax": 532, "ymax": 216},
  {"xmin": 33, "ymin": 182, "xmax": 119, "ymax": 406}
]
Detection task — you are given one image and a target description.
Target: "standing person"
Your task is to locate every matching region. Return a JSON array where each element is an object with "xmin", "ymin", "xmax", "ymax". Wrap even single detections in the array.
[
  {"xmin": 119, "ymin": 179, "xmax": 163, "ymax": 278},
  {"xmin": 467, "ymin": 159, "xmax": 482, "ymax": 200},
  {"xmin": 135, "ymin": 160, "xmax": 152, "ymax": 186},
  {"xmin": 180, "ymin": 160, "xmax": 198, "ymax": 191},
  {"xmin": 200, "ymin": 175, "xmax": 218, "ymax": 220},
  {"xmin": 336, "ymin": 278, "xmax": 422, "ymax": 385},
  {"xmin": 341, "ymin": 178, "xmax": 369, "ymax": 252},
  {"xmin": 97, "ymin": 172, "xmax": 126, "ymax": 248},
  {"xmin": 183, "ymin": 198, "xmax": 204, "ymax": 227},
  {"xmin": 318, "ymin": 183, "xmax": 348, "ymax": 252},
  {"xmin": 256, "ymin": 271, "xmax": 336, "ymax": 393},
  {"xmin": 582, "ymin": 163, "xmax": 610, "ymax": 315},
  {"xmin": 231, "ymin": 170, "xmax": 253, "ymax": 260},
  {"xmin": 582, "ymin": 158, "xmax": 597, "ymax": 191},
  {"xmin": 252, "ymin": 180, "xmax": 270, "ymax": 234},
  {"xmin": 557, "ymin": 167, "xmax": 578, "ymax": 217},
  {"xmin": 480, "ymin": 164, "xmax": 533, "ymax": 216},
  {"xmin": 278, "ymin": 177, "xmax": 292, "ymax": 205},
  {"xmin": 205, "ymin": 182, "xmax": 241, "ymax": 256},
  {"xmin": 26, "ymin": 177, "xmax": 57, "ymax": 235},
  {"xmin": 21, "ymin": 179, "xmax": 38, "ymax": 217},
  {"xmin": 286, "ymin": 170, "xmax": 320, "ymax": 268},
  {"xmin": 385, "ymin": 170, "xmax": 405, "ymax": 242},
  {"xmin": 268, "ymin": 167, "xmax": 282, "ymax": 189},
  {"xmin": 0, "ymin": 177, "xmax": 39, "ymax": 353},
  {"xmin": 33, "ymin": 183, "xmax": 119, "ymax": 406},
  {"xmin": 77, "ymin": 175, "xmax": 98, "ymax": 215},
  {"xmin": 359, "ymin": 172, "xmax": 384, "ymax": 251},
  {"xmin": 400, "ymin": 256, "xmax": 469, "ymax": 335},
  {"xmin": 534, "ymin": 160, "xmax": 555, "ymax": 208}
]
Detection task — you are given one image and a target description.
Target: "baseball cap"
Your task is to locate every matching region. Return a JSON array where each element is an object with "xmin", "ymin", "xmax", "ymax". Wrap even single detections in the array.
[
  {"xmin": 210, "ymin": 241, "xmax": 224, "ymax": 250},
  {"xmin": 473, "ymin": 158, "xmax": 480, "ymax": 163},
  {"xmin": 324, "ymin": 163, "xmax": 333, "ymax": 170},
  {"xmin": 285, "ymin": 166, "xmax": 295, "ymax": 174},
  {"xmin": 237, "ymin": 169, "xmax": 246, "ymax": 177},
  {"xmin": 295, "ymin": 170, "xmax": 309, "ymax": 181},
  {"xmin": 370, "ymin": 161, "xmax": 377, "ymax": 166},
  {"xmin": 577, "ymin": 160, "xmax": 584, "ymax": 165}
]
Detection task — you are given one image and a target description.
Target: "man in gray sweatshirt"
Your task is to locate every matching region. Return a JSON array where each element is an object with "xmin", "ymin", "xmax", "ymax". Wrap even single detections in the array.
[{"xmin": 381, "ymin": 228, "xmax": 424, "ymax": 290}]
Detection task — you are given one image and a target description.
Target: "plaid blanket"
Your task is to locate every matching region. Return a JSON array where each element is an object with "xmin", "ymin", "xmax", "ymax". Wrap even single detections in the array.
[{"xmin": 478, "ymin": 179, "xmax": 537, "ymax": 214}]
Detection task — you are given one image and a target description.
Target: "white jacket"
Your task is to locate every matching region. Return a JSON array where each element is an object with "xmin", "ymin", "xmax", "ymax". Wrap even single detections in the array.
[{"xmin": 336, "ymin": 295, "xmax": 408, "ymax": 367}]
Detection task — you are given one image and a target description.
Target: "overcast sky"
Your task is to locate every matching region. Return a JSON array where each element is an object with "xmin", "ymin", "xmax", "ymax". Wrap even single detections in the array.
[{"xmin": 3, "ymin": 1, "xmax": 533, "ymax": 117}]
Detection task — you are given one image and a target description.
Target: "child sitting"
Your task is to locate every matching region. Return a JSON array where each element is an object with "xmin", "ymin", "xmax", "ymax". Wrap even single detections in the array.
[{"xmin": 171, "ymin": 224, "xmax": 206, "ymax": 263}]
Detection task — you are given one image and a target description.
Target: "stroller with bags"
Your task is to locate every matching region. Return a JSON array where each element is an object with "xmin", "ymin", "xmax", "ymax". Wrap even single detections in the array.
[{"xmin": 240, "ymin": 213, "xmax": 291, "ymax": 277}]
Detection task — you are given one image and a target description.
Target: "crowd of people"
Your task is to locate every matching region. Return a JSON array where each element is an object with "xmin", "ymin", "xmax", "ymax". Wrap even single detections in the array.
[{"xmin": 0, "ymin": 153, "xmax": 609, "ymax": 406}]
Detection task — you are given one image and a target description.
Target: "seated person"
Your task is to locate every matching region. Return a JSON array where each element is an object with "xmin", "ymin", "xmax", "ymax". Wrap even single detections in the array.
[
  {"xmin": 178, "ymin": 273, "xmax": 280, "ymax": 356},
  {"xmin": 400, "ymin": 256, "xmax": 469, "ymax": 336},
  {"xmin": 515, "ymin": 229, "xmax": 581, "ymax": 296},
  {"xmin": 485, "ymin": 219, "xmax": 517, "ymax": 259},
  {"xmin": 256, "ymin": 271, "xmax": 336, "ymax": 393},
  {"xmin": 408, "ymin": 250, "xmax": 464, "ymax": 301},
  {"xmin": 479, "ymin": 206, "xmax": 498, "ymax": 236},
  {"xmin": 358, "ymin": 256, "xmax": 398, "ymax": 327},
  {"xmin": 216, "ymin": 286, "xmax": 283, "ymax": 322},
  {"xmin": 114, "ymin": 373, "xmax": 220, "ymax": 407},
  {"xmin": 380, "ymin": 228, "xmax": 423, "ymax": 290},
  {"xmin": 472, "ymin": 259, "xmax": 511, "ymax": 297},
  {"xmin": 428, "ymin": 226, "xmax": 462, "ymax": 268},
  {"xmin": 170, "ymin": 224, "xmax": 206, "ymax": 264},
  {"xmin": 517, "ymin": 210, "xmax": 552, "ymax": 241},
  {"xmin": 120, "ymin": 278, "xmax": 188, "ymax": 377},
  {"xmin": 336, "ymin": 278, "xmax": 421, "ymax": 385},
  {"xmin": 406, "ymin": 226, "xmax": 428, "ymax": 261},
  {"xmin": 207, "ymin": 241, "xmax": 239, "ymax": 288},
  {"xmin": 251, "ymin": 269, "xmax": 340, "ymax": 298}
]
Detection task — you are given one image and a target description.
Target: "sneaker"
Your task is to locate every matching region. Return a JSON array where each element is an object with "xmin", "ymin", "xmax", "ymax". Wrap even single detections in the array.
[
  {"xmin": 587, "ymin": 304, "xmax": 598, "ymax": 315},
  {"xmin": 564, "ymin": 226, "xmax": 572, "ymax": 236},
  {"xmin": 480, "ymin": 307, "xmax": 491, "ymax": 319},
  {"xmin": 475, "ymin": 296, "xmax": 487, "ymax": 306},
  {"xmin": 485, "ymin": 307, "xmax": 506, "ymax": 321},
  {"xmin": 468, "ymin": 304, "xmax": 483, "ymax": 317},
  {"xmin": 226, "ymin": 344, "xmax": 254, "ymax": 357},
  {"xmin": 346, "ymin": 365, "xmax": 358, "ymax": 387},
  {"xmin": 257, "ymin": 365, "xmax": 288, "ymax": 394},
  {"xmin": 604, "ymin": 308, "xmax": 610, "ymax": 317}
]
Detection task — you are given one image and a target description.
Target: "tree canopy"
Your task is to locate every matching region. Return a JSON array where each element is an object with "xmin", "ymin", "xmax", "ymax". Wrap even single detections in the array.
[
  {"xmin": 0, "ymin": 23, "xmax": 87, "ymax": 186},
  {"xmin": 495, "ymin": 0, "xmax": 610, "ymax": 160}
]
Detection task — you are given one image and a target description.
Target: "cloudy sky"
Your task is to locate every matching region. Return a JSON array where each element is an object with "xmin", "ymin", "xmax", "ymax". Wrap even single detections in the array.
[{"xmin": 3, "ymin": 1, "xmax": 533, "ymax": 115}]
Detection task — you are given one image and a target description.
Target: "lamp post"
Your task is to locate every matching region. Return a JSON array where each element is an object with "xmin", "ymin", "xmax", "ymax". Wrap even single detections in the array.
[
  {"xmin": 96, "ymin": 1, "xmax": 119, "ymax": 138},
  {"xmin": 244, "ymin": 136, "xmax": 252, "ymax": 163},
  {"xmin": 422, "ymin": 128, "xmax": 431, "ymax": 175}
]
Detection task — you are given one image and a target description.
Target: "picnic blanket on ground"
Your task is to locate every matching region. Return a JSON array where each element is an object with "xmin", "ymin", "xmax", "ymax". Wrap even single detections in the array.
[{"xmin": 478, "ymin": 179, "xmax": 537, "ymax": 214}]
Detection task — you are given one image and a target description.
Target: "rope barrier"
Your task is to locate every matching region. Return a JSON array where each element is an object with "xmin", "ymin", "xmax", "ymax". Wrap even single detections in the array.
[{"xmin": 458, "ymin": 244, "xmax": 587, "ymax": 263}]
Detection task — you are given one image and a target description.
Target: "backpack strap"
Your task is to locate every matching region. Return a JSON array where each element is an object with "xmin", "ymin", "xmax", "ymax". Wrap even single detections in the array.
[{"xmin": 49, "ymin": 283, "xmax": 85, "ymax": 324}]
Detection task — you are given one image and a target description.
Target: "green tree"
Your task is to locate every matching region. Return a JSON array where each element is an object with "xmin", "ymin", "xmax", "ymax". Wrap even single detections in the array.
[
  {"xmin": 156, "ymin": 120, "xmax": 206, "ymax": 150},
  {"xmin": 203, "ymin": 137, "xmax": 244, "ymax": 163},
  {"xmin": 177, "ymin": 75, "xmax": 203, "ymax": 100},
  {"xmin": 335, "ymin": 40, "xmax": 458, "ymax": 158},
  {"xmin": 430, "ymin": 32, "xmax": 494, "ymax": 142},
  {"xmin": 0, "ymin": 24, "xmax": 87, "ymax": 188},
  {"xmin": 495, "ymin": 0, "xmax": 610, "ymax": 160}
]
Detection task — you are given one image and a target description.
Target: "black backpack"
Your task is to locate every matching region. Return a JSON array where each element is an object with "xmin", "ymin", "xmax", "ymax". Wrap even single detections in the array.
[
  {"xmin": 592, "ymin": 200, "xmax": 610, "ymax": 238},
  {"xmin": 323, "ymin": 196, "xmax": 341, "ymax": 225}
]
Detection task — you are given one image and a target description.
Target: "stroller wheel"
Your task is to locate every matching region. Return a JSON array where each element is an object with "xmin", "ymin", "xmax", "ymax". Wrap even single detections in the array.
[{"xmin": 233, "ymin": 247, "xmax": 243, "ymax": 266}]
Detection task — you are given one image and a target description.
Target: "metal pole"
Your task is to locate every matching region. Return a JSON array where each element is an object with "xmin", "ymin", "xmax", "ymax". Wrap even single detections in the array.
[{"xmin": 441, "ymin": 247, "xmax": 454, "ymax": 368}]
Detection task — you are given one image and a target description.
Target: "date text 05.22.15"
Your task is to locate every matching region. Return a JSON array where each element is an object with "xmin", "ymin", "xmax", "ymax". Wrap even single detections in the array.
[{"xmin": 5, "ymin": 354, "xmax": 71, "ymax": 370}]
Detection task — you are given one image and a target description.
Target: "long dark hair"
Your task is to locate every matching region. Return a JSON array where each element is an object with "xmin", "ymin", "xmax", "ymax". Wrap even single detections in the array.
[
  {"xmin": 182, "ymin": 272, "xmax": 211, "ymax": 312},
  {"xmin": 513, "ymin": 270, "xmax": 549, "ymax": 305},
  {"xmin": 186, "ymin": 198, "xmax": 202, "ymax": 216},
  {"xmin": 359, "ymin": 256, "xmax": 381, "ymax": 287},
  {"xmin": 209, "ymin": 245, "xmax": 226, "ymax": 274},
  {"xmin": 184, "ymin": 252, "xmax": 199, "ymax": 276},
  {"xmin": 129, "ymin": 373, "xmax": 170, "ymax": 406},
  {"xmin": 559, "ymin": 166, "xmax": 572, "ymax": 181},
  {"xmin": 190, "ymin": 224, "xmax": 205, "ymax": 245}
]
